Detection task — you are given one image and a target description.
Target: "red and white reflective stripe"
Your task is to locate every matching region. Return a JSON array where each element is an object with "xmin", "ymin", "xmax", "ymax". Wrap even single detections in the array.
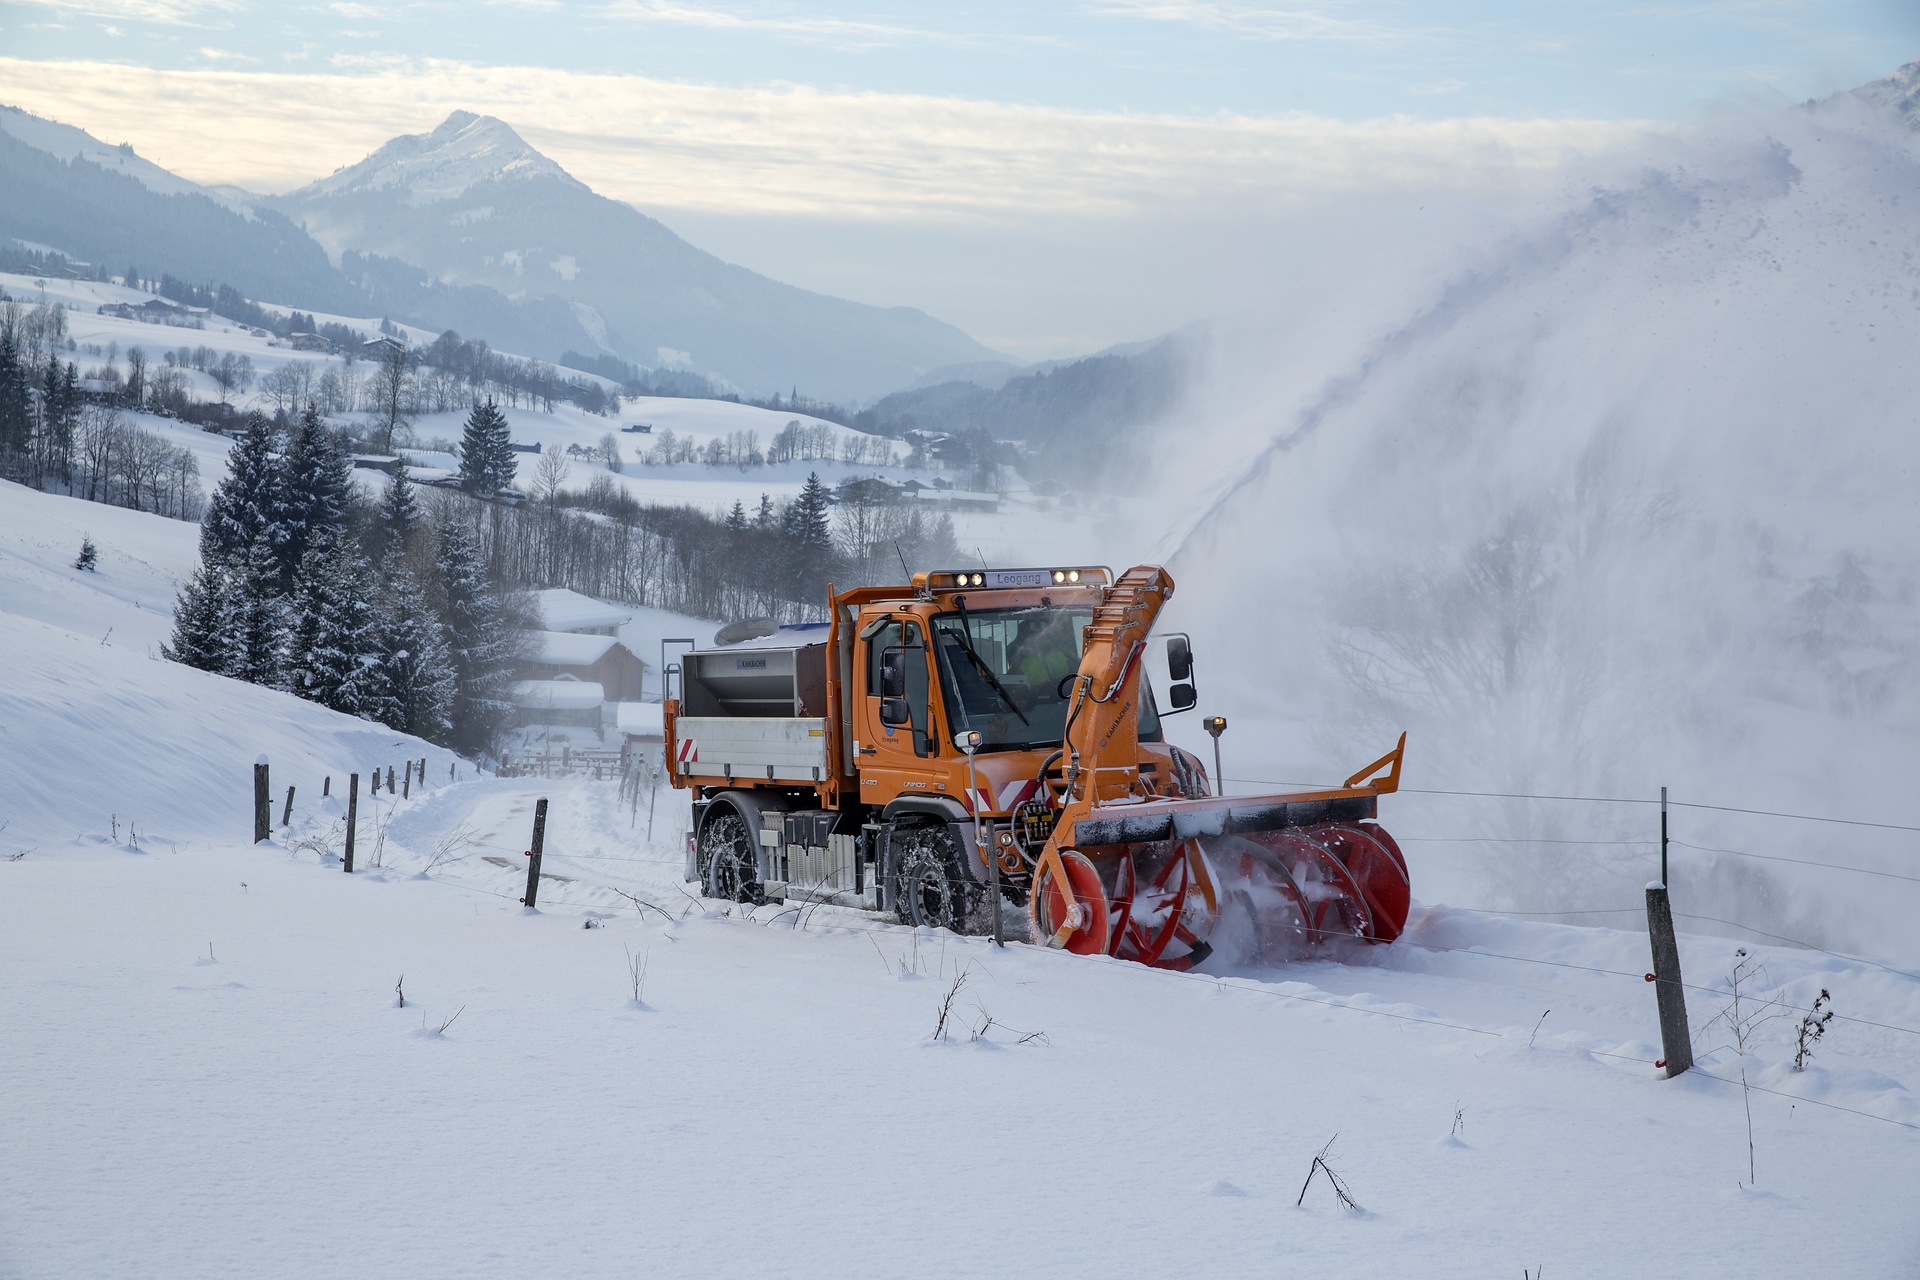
[
  {"xmin": 966, "ymin": 779, "xmax": 1038, "ymax": 814},
  {"xmin": 676, "ymin": 738, "xmax": 698, "ymax": 764}
]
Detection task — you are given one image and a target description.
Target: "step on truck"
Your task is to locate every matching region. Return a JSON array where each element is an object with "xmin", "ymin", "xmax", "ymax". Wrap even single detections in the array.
[{"xmin": 665, "ymin": 563, "xmax": 1412, "ymax": 968}]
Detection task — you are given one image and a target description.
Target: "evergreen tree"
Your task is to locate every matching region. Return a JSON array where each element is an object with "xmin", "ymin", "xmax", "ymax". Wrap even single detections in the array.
[
  {"xmin": 436, "ymin": 520, "xmax": 516, "ymax": 753},
  {"xmin": 201, "ymin": 416, "xmax": 282, "ymax": 566},
  {"xmin": 286, "ymin": 548, "xmax": 384, "ymax": 717},
  {"xmin": 784, "ymin": 472, "xmax": 834, "ymax": 550},
  {"xmin": 73, "ymin": 536, "xmax": 97, "ymax": 571},
  {"xmin": 753, "ymin": 492, "xmax": 775, "ymax": 529},
  {"xmin": 780, "ymin": 471, "xmax": 837, "ymax": 601},
  {"xmin": 230, "ymin": 535, "xmax": 288, "ymax": 687},
  {"xmin": 457, "ymin": 398, "xmax": 516, "ymax": 496},
  {"xmin": 276, "ymin": 406, "xmax": 352, "ymax": 590},
  {"xmin": 0, "ymin": 322, "xmax": 30, "ymax": 467},
  {"xmin": 369, "ymin": 465, "xmax": 419, "ymax": 565},
  {"xmin": 725, "ymin": 499, "xmax": 747, "ymax": 531},
  {"xmin": 163, "ymin": 560, "xmax": 235, "ymax": 673},
  {"xmin": 375, "ymin": 574, "xmax": 453, "ymax": 743}
]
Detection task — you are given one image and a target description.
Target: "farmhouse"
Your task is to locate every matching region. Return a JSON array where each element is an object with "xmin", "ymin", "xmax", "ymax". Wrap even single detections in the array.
[{"xmin": 509, "ymin": 589, "xmax": 649, "ymax": 730}]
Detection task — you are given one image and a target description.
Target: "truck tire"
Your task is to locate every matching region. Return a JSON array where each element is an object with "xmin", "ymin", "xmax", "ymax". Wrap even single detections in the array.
[
  {"xmin": 700, "ymin": 805, "xmax": 762, "ymax": 904},
  {"xmin": 892, "ymin": 824, "xmax": 978, "ymax": 934}
]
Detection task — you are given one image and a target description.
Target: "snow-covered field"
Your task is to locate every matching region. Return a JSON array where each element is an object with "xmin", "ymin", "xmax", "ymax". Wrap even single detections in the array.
[
  {"xmin": 4, "ymin": 475, "xmax": 1917, "ymax": 1276},
  {"xmin": 0, "ymin": 269, "xmax": 1096, "ymax": 565}
]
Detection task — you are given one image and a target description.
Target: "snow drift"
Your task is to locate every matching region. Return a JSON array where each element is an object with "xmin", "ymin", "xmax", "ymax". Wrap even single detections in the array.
[{"xmin": 0, "ymin": 481, "xmax": 456, "ymax": 852}]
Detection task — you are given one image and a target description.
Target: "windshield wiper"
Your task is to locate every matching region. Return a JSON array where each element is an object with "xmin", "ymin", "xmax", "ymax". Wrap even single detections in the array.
[{"xmin": 947, "ymin": 597, "xmax": 1031, "ymax": 726}]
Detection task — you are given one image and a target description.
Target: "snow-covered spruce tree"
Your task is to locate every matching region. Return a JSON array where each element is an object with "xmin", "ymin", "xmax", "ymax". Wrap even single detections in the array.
[
  {"xmin": 286, "ymin": 547, "xmax": 384, "ymax": 718},
  {"xmin": 435, "ymin": 519, "xmax": 516, "ymax": 754},
  {"xmin": 457, "ymin": 398, "xmax": 516, "ymax": 496},
  {"xmin": 275, "ymin": 405, "xmax": 353, "ymax": 591},
  {"xmin": 163, "ymin": 558, "xmax": 236, "ymax": 673},
  {"xmin": 374, "ymin": 572, "xmax": 454, "ymax": 743},
  {"xmin": 200, "ymin": 415, "xmax": 282, "ymax": 567},
  {"xmin": 229, "ymin": 533, "xmax": 288, "ymax": 687},
  {"xmin": 368, "ymin": 465, "xmax": 420, "ymax": 566},
  {"xmin": 74, "ymin": 536, "xmax": 97, "ymax": 571}
]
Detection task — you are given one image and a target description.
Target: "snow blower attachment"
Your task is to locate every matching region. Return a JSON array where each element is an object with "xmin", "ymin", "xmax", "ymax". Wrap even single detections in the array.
[
  {"xmin": 1023, "ymin": 566, "xmax": 1409, "ymax": 968},
  {"xmin": 666, "ymin": 562, "xmax": 1408, "ymax": 971}
]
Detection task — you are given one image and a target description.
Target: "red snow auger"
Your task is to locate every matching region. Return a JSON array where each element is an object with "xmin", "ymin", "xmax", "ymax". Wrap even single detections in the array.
[{"xmin": 1027, "ymin": 566, "xmax": 1410, "ymax": 969}]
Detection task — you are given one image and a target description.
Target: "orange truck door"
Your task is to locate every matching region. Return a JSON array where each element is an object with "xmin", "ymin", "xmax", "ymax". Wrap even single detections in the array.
[{"xmin": 856, "ymin": 617, "xmax": 940, "ymax": 802}]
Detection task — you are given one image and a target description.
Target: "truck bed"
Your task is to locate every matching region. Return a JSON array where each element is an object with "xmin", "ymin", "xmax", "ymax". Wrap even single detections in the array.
[{"xmin": 674, "ymin": 716, "xmax": 831, "ymax": 784}]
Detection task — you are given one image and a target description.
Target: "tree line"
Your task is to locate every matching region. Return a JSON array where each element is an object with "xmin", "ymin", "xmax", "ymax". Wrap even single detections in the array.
[
  {"xmin": 166, "ymin": 407, "xmax": 520, "ymax": 755},
  {"xmin": 452, "ymin": 401, "xmax": 960, "ymax": 622},
  {"xmin": 0, "ymin": 298, "xmax": 206, "ymax": 518}
]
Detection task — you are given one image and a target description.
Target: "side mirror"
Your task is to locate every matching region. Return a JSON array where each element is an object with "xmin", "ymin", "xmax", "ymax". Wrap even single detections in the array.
[
  {"xmin": 879, "ymin": 697, "xmax": 911, "ymax": 727},
  {"xmin": 1168, "ymin": 683, "xmax": 1197, "ymax": 711},
  {"xmin": 879, "ymin": 649, "xmax": 907, "ymax": 699},
  {"xmin": 1166, "ymin": 634, "xmax": 1192, "ymax": 682}
]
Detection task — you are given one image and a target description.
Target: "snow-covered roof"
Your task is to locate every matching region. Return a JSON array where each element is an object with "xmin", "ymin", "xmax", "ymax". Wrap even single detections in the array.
[
  {"xmin": 535, "ymin": 588, "xmax": 631, "ymax": 633},
  {"xmin": 511, "ymin": 680, "xmax": 605, "ymax": 711},
  {"xmin": 532, "ymin": 630, "xmax": 617, "ymax": 666},
  {"xmin": 914, "ymin": 488, "xmax": 998, "ymax": 503},
  {"xmin": 614, "ymin": 701, "xmax": 665, "ymax": 739}
]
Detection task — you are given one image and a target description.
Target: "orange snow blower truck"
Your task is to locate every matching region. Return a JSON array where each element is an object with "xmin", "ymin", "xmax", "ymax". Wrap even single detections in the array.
[{"xmin": 664, "ymin": 564, "xmax": 1408, "ymax": 968}]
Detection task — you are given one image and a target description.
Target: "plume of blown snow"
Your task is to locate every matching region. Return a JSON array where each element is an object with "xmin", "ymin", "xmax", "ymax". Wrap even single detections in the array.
[{"xmin": 1146, "ymin": 82, "xmax": 1920, "ymax": 964}]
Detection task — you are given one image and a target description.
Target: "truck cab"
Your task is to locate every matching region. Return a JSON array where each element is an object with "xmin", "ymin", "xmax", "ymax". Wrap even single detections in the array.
[{"xmin": 666, "ymin": 566, "xmax": 1210, "ymax": 934}]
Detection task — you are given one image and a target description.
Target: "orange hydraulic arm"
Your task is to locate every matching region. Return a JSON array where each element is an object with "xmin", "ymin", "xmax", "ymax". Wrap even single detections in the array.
[
  {"xmin": 1030, "ymin": 565, "xmax": 1175, "ymax": 949},
  {"xmin": 1058, "ymin": 564, "xmax": 1174, "ymax": 807}
]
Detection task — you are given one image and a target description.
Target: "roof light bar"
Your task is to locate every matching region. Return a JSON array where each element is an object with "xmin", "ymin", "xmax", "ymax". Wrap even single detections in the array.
[{"xmin": 929, "ymin": 567, "xmax": 1106, "ymax": 590}]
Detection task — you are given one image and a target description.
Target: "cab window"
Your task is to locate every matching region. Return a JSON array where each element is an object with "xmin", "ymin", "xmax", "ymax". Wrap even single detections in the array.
[{"xmin": 865, "ymin": 618, "xmax": 934, "ymax": 756}]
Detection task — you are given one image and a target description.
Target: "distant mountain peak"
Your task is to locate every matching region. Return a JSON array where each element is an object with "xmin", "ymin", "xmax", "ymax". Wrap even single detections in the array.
[
  {"xmin": 1851, "ymin": 59, "xmax": 1920, "ymax": 126},
  {"xmin": 298, "ymin": 110, "xmax": 581, "ymax": 205}
]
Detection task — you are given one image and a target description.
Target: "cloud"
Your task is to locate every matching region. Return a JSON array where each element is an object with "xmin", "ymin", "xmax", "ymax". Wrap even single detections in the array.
[
  {"xmin": 1086, "ymin": 0, "xmax": 1405, "ymax": 41},
  {"xmin": 593, "ymin": 0, "xmax": 945, "ymax": 49},
  {"xmin": 0, "ymin": 56, "xmax": 1650, "ymax": 220},
  {"xmin": 8, "ymin": 0, "xmax": 242, "ymax": 25}
]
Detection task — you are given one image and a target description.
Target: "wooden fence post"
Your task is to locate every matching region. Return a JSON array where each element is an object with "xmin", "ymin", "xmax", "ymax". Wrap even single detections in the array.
[
  {"xmin": 1646, "ymin": 883, "xmax": 1693, "ymax": 1078},
  {"xmin": 344, "ymin": 773, "xmax": 358, "ymax": 873},
  {"xmin": 253, "ymin": 756, "xmax": 270, "ymax": 843},
  {"xmin": 402, "ymin": 765, "xmax": 410, "ymax": 800},
  {"xmin": 323, "ymin": 775, "xmax": 330, "ymax": 797},
  {"xmin": 521, "ymin": 797, "xmax": 549, "ymax": 909},
  {"xmin": 386, "ymin": 765, "xmax": 395, "ymax": 793},
  {"xmin": 282, "ymin": 785, "xmax": 296, "ymax": 827},
  {"xmin": 419, "ymin": 757, "xmax": 427, "ymax": 788}
]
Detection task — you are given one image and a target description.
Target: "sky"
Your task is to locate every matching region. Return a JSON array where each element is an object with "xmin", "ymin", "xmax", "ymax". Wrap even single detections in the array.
[{"xmin": 1, "ymin": 1, "xmax": 1916, "ymax": 357}]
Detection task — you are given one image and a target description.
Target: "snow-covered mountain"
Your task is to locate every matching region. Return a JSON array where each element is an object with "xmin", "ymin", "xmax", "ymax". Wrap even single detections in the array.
[
  {"xmin": 0, "ymin": 105, "xmax": 255, "ymax": 215},
  {"xmin": 269, "ymin": 112, "xmax": 1005, "ymax": 402},
  {"xmin": 1854, "ymin": 57, "xmax": 1920, "ymax": 125}
]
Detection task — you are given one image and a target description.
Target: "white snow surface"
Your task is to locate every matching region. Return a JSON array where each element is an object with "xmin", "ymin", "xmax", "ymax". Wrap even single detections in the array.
[{"xmin": 4, "ymin": 478, "xmax": 1919, "ymax": 1277}]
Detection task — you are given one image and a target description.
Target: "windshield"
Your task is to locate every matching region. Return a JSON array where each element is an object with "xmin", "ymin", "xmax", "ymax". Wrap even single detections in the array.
[
  {"xmin": 931, "ymin": 604, "xmax": 1165, "ymax": 751},
  {"xmin": 932, "ymin": 604, "xmax": 1085, "ymax": 749}
]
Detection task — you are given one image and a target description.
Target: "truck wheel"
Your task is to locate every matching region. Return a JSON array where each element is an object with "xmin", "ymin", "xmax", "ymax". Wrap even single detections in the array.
[
  {"xmin": 892, "ymin": 824, "xmax": 976, "ymax": 933},
  {"xmin": 700, "ymin": 806, "xmax": 761, "ymax": 904}
]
